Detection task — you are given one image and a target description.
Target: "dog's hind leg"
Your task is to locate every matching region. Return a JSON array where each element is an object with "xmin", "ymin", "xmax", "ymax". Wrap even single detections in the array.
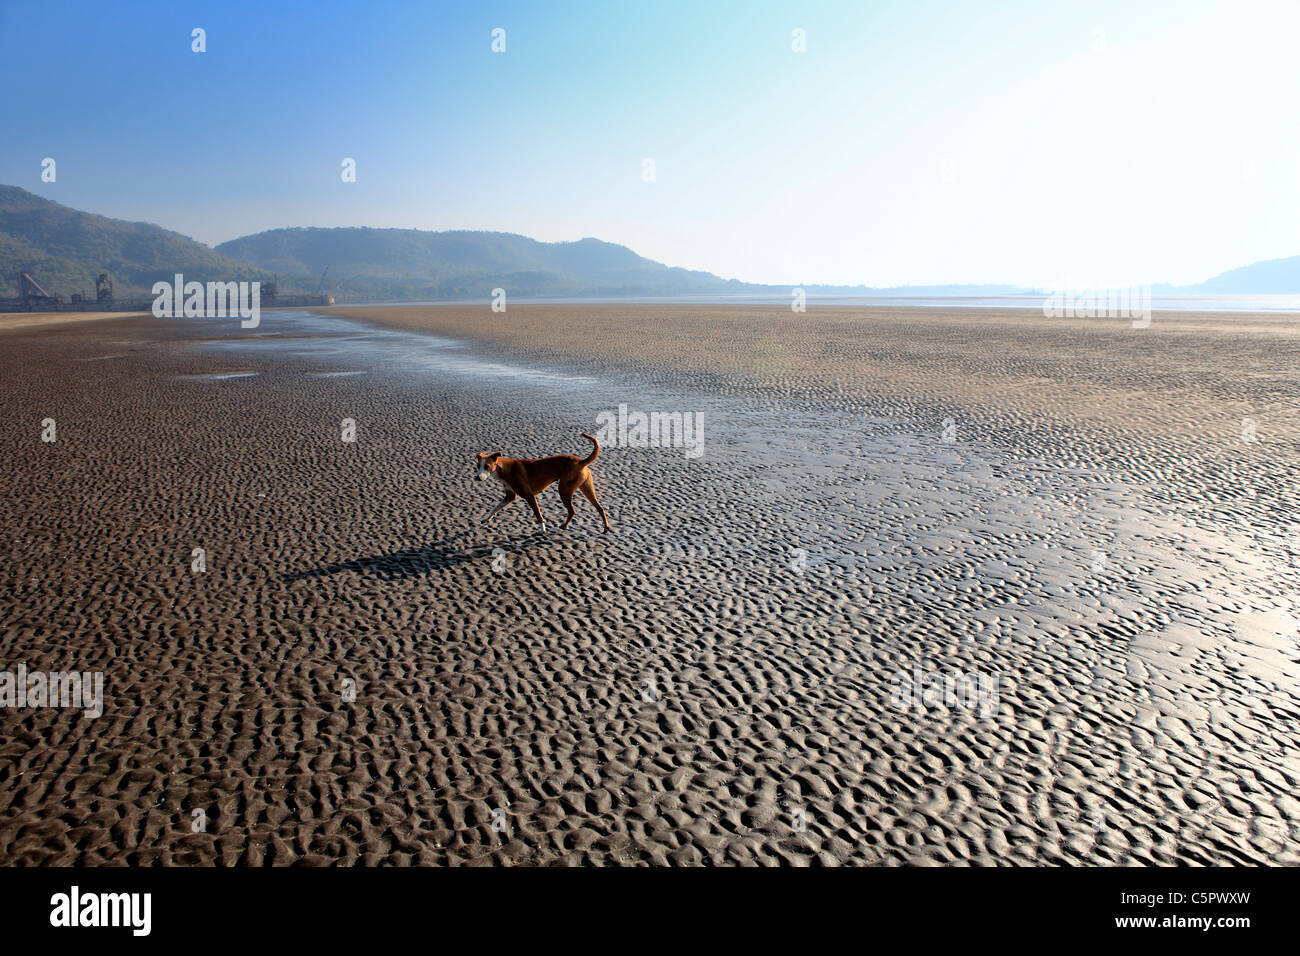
[
  {"xmin": 579, "ymin": 476, "xmax": 611, "ymax": 533},
  {"xmin": 559, "ymin": 485, "xmax": 577, "ymax": 529},
  {"xmin": 484, "ymin": 490, "xmax": 517, "ymax": 524}
]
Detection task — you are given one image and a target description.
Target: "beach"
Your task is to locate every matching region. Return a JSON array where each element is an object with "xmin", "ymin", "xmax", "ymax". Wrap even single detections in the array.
[
  {"xmin": 0, "ymin": 304, "xmax": 1296, "ymax": 865},
  {"xmin": 0, "ymin": 311, "xmax": 148, "ymax": 332}
]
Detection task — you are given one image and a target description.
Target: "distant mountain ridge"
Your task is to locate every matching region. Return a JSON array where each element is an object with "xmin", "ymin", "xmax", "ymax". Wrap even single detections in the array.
[
  {"xmin": 0, "ymin": 185, "xmax": 269, "ymax": 298},
  {"xmin": 3, "ymin": 185, "xmax": 1300, "ymax": 301},
  {"xmin": 215, "ymin": 227, "xmax": 748, "ymax": 300},
  {"xmin": 1159, "ymin": 255, "xmax": 1300, "ymax": 295}
]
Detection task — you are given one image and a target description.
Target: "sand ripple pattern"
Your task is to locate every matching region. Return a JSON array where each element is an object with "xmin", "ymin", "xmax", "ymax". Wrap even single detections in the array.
[{"xmin": 0, "ymin": 309, "xmax": 1297, "ymax": 865}]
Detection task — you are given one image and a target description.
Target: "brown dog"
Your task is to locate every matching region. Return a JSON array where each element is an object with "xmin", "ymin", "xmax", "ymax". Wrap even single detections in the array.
[{"xmin": 476, "ymin": 433, "xmax": 611, "ymax": 534}]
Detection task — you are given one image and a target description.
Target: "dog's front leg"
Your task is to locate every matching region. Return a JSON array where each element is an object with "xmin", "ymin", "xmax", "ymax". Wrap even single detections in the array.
[
  {"xmin": 524, "ymin": 493, "xmax": 547, "ymax": 534},
  {"xmin": 483, "ymin": 490, "xmax": 517, "ymax": 524}
]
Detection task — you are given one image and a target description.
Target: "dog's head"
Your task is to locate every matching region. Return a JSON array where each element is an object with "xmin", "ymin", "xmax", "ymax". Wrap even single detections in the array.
[{"xmin": 475, "ymin": 451, "xmax": 502, "ymax": 481}]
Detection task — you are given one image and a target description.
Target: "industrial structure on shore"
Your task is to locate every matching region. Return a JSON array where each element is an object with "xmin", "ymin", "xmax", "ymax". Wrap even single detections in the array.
[{"xmin": 0, "ymin": 270, "xmax": 335, "ymax": 312}]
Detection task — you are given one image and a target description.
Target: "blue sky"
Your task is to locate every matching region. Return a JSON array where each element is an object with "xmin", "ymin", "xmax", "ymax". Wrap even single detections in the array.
[{"xmin": 3, "ymin": 0, "xmax": 1299, "ymax": 287}]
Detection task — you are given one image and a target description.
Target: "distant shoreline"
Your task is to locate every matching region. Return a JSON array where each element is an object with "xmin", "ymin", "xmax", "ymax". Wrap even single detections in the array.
[{"xmin": 313, "ymin": 293, "xmax": 1300, "ymax": 312}]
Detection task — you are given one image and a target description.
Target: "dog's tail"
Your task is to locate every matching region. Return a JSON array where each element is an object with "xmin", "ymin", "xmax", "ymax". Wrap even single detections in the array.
[{"xmin": 579, "ymin": 432, "xmax": 600, "ymax": 468}]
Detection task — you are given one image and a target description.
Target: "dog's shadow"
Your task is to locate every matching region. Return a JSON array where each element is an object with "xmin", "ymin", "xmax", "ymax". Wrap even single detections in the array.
[{"xmin": 282, "ymin": 529, "xmax": 562, "ymax": 582}]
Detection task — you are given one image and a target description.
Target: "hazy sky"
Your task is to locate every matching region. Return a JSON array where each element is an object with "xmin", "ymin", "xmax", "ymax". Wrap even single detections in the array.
[{"xmin": 4, "ymin": 0, "xmax": 1299, "ymax": 287}]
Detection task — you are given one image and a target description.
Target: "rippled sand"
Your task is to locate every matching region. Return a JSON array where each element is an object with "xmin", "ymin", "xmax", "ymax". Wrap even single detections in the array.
[{"xmin": 0, "ymin": 305, "xmax": 1296, "ymax": 865}]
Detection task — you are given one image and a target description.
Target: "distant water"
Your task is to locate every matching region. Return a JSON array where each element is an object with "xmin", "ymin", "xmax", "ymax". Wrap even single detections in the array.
[
  {"xmin": 197, "ymin": 311, "xmax": 598, "ymax": 386},
  {"xmin": 347, "ymin": 294, "xmax": 1300, "ymax": 313}
]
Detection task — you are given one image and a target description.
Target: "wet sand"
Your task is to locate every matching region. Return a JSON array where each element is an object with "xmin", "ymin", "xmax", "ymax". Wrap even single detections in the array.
[
  {"xmin": 0, "ymin": 305, "xmax": 1297, "ymax": 865},
  {"xmin": 0, "ymin": 311, "xmax": 148, "ymax": 332}
]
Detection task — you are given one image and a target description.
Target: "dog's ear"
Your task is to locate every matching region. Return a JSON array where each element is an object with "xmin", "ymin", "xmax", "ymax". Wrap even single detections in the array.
[{"xmin": 490, "ymin": 452, "xmax": 502, "ymax": 461}]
